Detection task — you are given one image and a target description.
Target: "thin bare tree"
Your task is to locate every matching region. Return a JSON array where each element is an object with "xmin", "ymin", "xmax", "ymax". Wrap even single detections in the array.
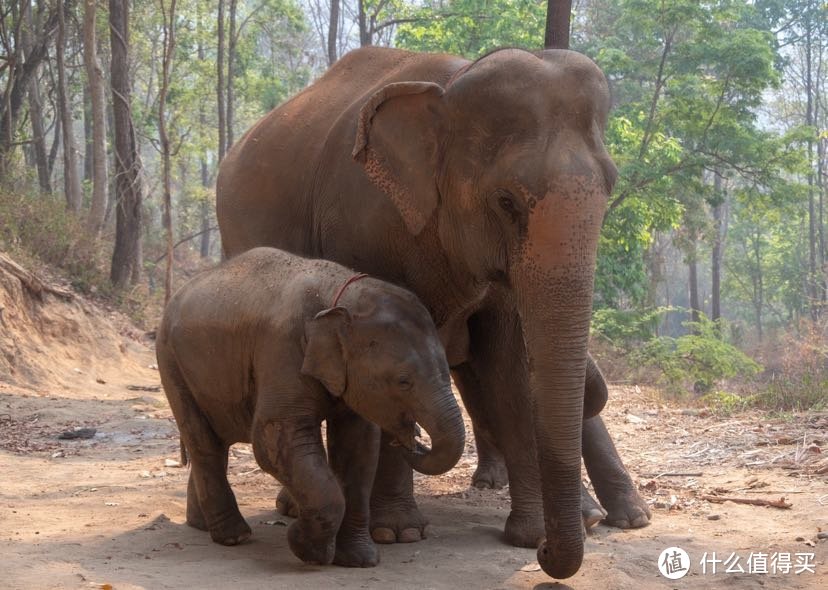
[
  {"xmin": 56, "ymin": 0, "xmax": 83, "ymax": 211},
  {"xmin": 83, "ymin": 0, "xmax": 108, "ymax": 234},
  {"xmin": 159, "ymin": 0, "xmax": 177, "ymax": 302}
]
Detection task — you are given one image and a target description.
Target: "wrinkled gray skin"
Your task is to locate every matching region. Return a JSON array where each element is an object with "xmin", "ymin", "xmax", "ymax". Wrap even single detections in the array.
[
  {"xmin": 217, "ymin": 46, "xmax": 651, "ymax": 578},
  {"xmin": 156, "ymin": 247, "xmax": 465, "ymax": 567}
]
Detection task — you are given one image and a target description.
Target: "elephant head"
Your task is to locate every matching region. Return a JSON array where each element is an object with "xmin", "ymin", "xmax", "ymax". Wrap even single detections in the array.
[
  {"xmin": 302, "ymin": 301, "xmax": 465, "ymax": 477},
  {"xmin": 353, "ymin": 49, "xmax": 616, "ymax": 578}
]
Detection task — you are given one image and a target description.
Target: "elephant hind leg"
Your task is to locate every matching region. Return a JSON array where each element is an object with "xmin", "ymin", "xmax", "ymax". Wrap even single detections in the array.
[
  {"xmin": 370, "ymin": 435, "xmax": 429, "ymax": 544},
  {"xmin": 160, "ymin": 359, "xmax": 251, "ymax": 545},
  {"xmin": 470, "ymin": 425, "xmax": 509, "ymax": 490},
  {"xmin": 275, "ymin": 487, "xmax": 300, "ymax": 518},
  {"xmin": 583, "ymin": 415, "xmax": 651, "ymax": 529}
]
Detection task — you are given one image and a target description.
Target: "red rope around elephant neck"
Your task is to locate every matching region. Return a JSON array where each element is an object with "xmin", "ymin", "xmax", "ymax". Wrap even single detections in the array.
[{"xmin": 332, "ymin": 273, "xmax": 369, "ymax": 307}]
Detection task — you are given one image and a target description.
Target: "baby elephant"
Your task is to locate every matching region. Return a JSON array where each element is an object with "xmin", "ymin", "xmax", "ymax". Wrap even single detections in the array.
[{"xmin": 156, "ymin": 247, "xmax": 465, "ymax": 567}]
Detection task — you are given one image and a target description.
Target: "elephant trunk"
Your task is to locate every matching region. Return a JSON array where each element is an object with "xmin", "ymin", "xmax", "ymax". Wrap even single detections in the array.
[
  {"xmin": 515, "ymin": 265, "xmax": 595, "ymax": 580},
  {"xmin": 401, "ymin": 384, "xmax": 465, "ymax": 476}
]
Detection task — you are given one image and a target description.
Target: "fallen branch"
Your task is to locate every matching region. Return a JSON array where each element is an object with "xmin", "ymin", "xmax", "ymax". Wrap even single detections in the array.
[
  {"xmin": 126, "ymin": 385, "xmax": 161, "ymax": 392},
  {"xmin": 700, "ymin": 495, "xmax": 792, "ymax": 509},
  {"xmin": 643, "ymin": 472, "xmax": 704, "ymax": 478},
  {"xmin": 0, "ymin": 252, "xmax": 73, "ymax": 300}
]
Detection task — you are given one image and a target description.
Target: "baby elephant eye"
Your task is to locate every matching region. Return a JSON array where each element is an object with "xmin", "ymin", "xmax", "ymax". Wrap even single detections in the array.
[
  {"xmin": 498, "ymin": 193, "xmax": 516, "ymax": 213},
  {"xmin": 397, "ymin": 376, "xmax": 413, "ymax": 390}
]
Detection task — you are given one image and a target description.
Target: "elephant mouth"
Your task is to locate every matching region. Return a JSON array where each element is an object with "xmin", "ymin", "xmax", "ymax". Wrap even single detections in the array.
[{"xmin": 389, "ymin": 422, "xmax": 429, "ymax": 454}]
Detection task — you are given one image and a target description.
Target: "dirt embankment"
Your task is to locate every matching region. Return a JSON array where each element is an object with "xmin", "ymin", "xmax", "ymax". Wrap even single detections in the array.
[{"xmin": 1, "ymin": 254, "xmax": 826, "ymax": 590}]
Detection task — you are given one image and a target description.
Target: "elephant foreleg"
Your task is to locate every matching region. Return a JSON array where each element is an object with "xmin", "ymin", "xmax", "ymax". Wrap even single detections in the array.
[
  {"xmin": 253, "ymin": 418, "xmax": 344, "ymax": 565},
  {"xmin": 453, "ymin": 355, "xmax": 545, "ymax": 549},
  {"xmin": 582, "ymin": 414, "xmax": 651, "ymax": 529},
  {"xmin": 327, "ymin": 406, "xmax": 381, "ymax": 567}
]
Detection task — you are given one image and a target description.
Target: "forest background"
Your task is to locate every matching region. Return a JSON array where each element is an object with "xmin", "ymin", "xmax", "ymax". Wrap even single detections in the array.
[{"xmin": 0, "ymin": 0, "xmax": 826, "ymax": 411}]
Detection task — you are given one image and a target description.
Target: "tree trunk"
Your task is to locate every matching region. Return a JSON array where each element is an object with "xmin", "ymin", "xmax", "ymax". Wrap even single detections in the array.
[
  {"xmin": 22, "ymin": 1, "xmax": 51, "ymax": 194},
  {"xmin": 805, "ymin": 22, "xmax": 819, "ymax": 322},
  {"xmin": 711, "ymin": 170, "xmax": 726, "ymax": 326},
  {"xmin": 752, "ymin": 229, "xmax": 764, "ymax": 342},
  {"xmin": 0, "ymin": 2, "xmax": 59, "ymax": 175},
  {"xmin": 56, "ymin": 0, "xmax": 83, "ymax": 213},
  {"xmin": 197, "ymin": 34, "xmax": 211, "ymax": 258},
  {"xmin": 545, "ymin": 0, "xmax": 572, "ymax": 49},
  {"xmin": 109, "ymin": 0, "xmax": 144, "ymax": 288},
  {"xmin": 83, "ymin": 84, "xmax": 92, "ymax": 182},
  {"xmin": 27, "ymin": 72, "xmax": 51, "ymax": 193},
  {"xmin": 217, "ymin": 0, "xmax": 227, "ymax": 162},
  {"xmin": 226, "ymin": 0, "xmax": 237, "ymax": 150},
  {"xmin": 357, "ymin": 0, "xmax": 370, "ymax": 46},
  {"xmin": 327, "ymin": 0, "xmax": 339, "ymax": 66},
  {"xmin": 159, "ymin": 0, "xmax": 177, "ymax": 303},
  {"xmin": 83, "ymin": 0, "xmax": 109, "ymax": 235},
  {"xmin": 688, "ymin": 242, "xmax": 700, "ymax": 328}
]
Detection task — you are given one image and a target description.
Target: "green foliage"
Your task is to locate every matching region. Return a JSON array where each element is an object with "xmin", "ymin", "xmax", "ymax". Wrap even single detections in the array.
[
  {"xmin": 396, "ymin": 0, "xmax": 545, "ymax": 58},
  {"xmin": 699, "ymin": 390, "xmax": 754, "ymax": 415},
  {"xmin": 632, "ymin": 313, "xmax": 762, "ymax": 394},
  {"xmin": 591, "ymin": 306, "xmax": 671, "ymax": 344}
]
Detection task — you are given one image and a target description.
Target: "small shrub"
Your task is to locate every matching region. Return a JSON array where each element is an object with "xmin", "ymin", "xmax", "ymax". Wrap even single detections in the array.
[
  {"xmin": 0, "ymin": 189, "xmax": 109, "ymax": 294},
  {"xmin": 751, "ymin": 323, "xmax": 828, "ymax": 411},
  {"xmin": 632, "ymin": 314, "xmax": 763, "ymax": 395},
  {"xmin": 700, "ymin": 390, "xmax": 754, "ymax": 415}
]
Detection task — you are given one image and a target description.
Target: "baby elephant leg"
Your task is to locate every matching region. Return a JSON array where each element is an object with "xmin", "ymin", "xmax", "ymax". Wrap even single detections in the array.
[
  {"xmin": 254, "ymin": 419, "xmax": 345, "ymax": 565},
  {"xmin": 327, "ymin": 406, "xmax": 381, "ymax": 567}
]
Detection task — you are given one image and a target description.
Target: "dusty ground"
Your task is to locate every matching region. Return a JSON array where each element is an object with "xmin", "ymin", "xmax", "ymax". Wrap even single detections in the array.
[{"xmin": 1, "ymin": 260, "xmax": 827, "ymax": 589}]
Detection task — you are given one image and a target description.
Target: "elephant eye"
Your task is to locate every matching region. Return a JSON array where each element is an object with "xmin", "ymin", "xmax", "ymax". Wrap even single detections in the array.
[
  {"xmin": 397, "ymin": 375, "xmax": 413, "ymax": 390},
  {"xmin": 494, "ymin": 189, "xmax": 521, "ymax": 224},
  {"xmin": 498, "ymin": 193, "xmax": 516, "ymax": 214}
]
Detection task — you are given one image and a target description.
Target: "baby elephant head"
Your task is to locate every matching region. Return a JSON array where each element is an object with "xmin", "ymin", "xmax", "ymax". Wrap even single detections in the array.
[{"xmin": 301, "ymin": 301, "xmax": 465, "ymax": 476}]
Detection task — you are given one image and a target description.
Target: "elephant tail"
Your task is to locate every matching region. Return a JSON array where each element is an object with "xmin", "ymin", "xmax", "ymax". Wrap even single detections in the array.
[{"xmin": 180, "ymin": 439, "xmax": 189, "ymax": 467}]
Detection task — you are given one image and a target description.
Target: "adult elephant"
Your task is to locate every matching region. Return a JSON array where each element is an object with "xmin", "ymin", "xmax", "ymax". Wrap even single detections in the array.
[{"xmin": 217, "ymin": 46, "xmax": 649, "ymax": 579}]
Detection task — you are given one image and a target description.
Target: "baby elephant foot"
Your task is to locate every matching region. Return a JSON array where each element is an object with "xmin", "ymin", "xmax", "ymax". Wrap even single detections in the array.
[
  {"xmin": 601, "ymin": 488, "xmax": 652, "ymax": 529},
  {"xmin": 581, "ymin": 484, "xmax": 607, "ymax": 529},
  {"xmin": 504, "ymin": 511, "xmax": 545, "ymax": 548},
  {"xmin": 370, "ymin": 498, "xmax": 428, "ymax": 544},
  {"xmin": 275, "ymin": 487, "xmax": 299, "ymax": 518},
  {"xmin": 209, "ymin": 514, "xmax": 252, "ymax": 546},
  {"xmin": 472, "ymin": 460, "xmax": 509, "ymax": 489},
  {"xmin": 288, "ymin": 520, "xmax": 336, "ymax": 565}
]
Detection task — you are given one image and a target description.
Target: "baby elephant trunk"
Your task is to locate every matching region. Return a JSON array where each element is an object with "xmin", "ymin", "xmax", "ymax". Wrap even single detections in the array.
[{"xmin": 402, "ymin": 385, "xmax": 465, "ymax": 476}]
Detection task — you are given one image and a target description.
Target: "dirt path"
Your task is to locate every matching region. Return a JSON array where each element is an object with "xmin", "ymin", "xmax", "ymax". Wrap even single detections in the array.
[
  {"xmin": 2, "ymin": 332, "xmax": 826, "ymax": 590},
  {"xmin": 0, "ymin": 258, "xmax": 826, "ymax": 590}
]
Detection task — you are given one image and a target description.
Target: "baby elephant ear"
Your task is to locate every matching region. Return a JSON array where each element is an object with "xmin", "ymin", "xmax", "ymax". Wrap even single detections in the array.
[{"xmin": 301, "ymin": 307, "xmax": 352, "ymax": 396}]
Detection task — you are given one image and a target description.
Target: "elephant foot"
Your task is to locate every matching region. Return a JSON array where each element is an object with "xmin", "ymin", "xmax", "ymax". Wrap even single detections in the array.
[
  {"xmin": 600, "ymin": 488, "xmax": 651, "ymax": 529},
  {"xmin": 370, "ymin": 497, "xmax": 428, "ymax": 544},
  {"xmin": 334, "ymin": 535, "xmax": 380, "ymax": 568},
  {"xmin": 275, "ymin": 487, "xmax": 300, "ymax": 518},
  {"xmin": 581, "ymin": 484, "xmax": 607, "ymax": 529},
  {"xmin": 209, "ymin": 514, "xmax": 252, "ymax": 546},
  {"xmin": 472, "ymin": 459, "xmax": 509, "ymax": 489},
  {"xmin": 288, "ymin": 520, "xmax": 336, "ymax": 565},
  {"xmin": 504, "ymin": 511, "xmax": 545, "ymax": 548}
]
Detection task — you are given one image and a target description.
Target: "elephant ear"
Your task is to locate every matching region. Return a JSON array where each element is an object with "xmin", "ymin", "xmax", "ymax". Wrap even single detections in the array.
[
  {"xmin": 352, "ymin": 81, "xmax": 445, "ymax": 236},
  {"xmin": 301, "ymin": 307, "xmax": 351, "ymax": 396}
]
